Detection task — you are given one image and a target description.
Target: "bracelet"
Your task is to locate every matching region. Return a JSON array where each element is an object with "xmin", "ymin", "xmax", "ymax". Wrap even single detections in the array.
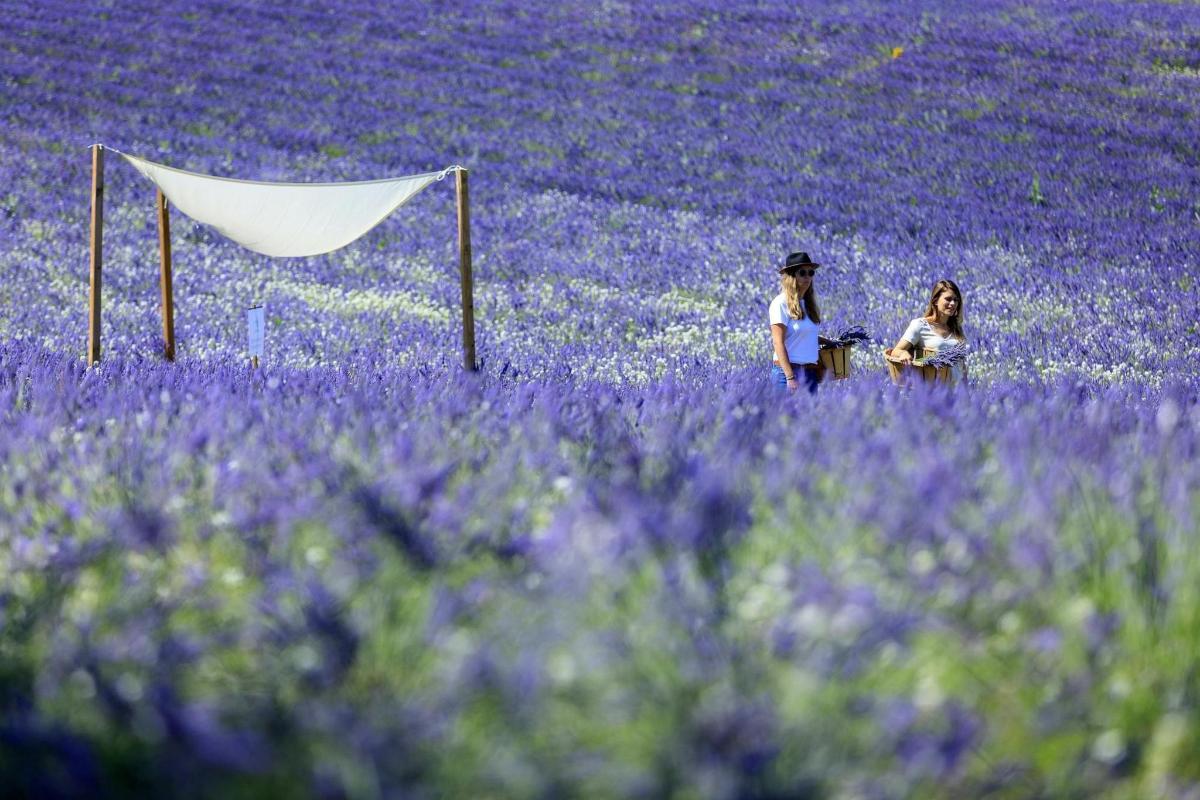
[{"xmin": 786, "ymin": 375, "xmax": 796, "ymax": 382}]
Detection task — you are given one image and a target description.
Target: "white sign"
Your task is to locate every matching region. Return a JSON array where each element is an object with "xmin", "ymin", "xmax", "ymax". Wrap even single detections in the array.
[{"xmin": 247, "ymin": 305, "xmax": 264, "ymax": 358}]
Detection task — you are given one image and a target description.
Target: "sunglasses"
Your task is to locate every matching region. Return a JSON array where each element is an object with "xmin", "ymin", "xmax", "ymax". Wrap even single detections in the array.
[{"xmin": 785, "ymin": 268, "xmax": 817, "ymax": 278}]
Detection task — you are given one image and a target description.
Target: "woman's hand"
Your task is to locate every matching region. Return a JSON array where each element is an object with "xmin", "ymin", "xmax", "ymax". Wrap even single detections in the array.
[
  {"xmin": 890, "ymin": 340, "xmax": 914, "ymax": 362},
  {"xmin": 786, "ymin": 376, "xmax": 799, "ymax": 393}
]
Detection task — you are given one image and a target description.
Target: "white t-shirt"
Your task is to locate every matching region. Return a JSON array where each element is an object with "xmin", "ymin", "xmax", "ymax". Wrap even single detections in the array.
[
  {"xmin": 769, "ymin": 293, "xmax": 819, "ymax": 365},
  {"xmin": 901, "ymin": 318, "xmax": 962, "ymax": 354}
]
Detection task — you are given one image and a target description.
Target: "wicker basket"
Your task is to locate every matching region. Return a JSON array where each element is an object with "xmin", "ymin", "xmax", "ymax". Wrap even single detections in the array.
[
  {"xmin": 883, "ymin": 347, "xmax": 906, "ymax": 384},
  {"xmin": 913, "ymin": 362, "xmax": 953, "ymax": 384},
  {"xmin": 819, "ymin": 345, "xmax": 851, "ymax": 379},
  {"xmin": 882, "ymin": 347, "xmax": 954, "ymax": 386}
]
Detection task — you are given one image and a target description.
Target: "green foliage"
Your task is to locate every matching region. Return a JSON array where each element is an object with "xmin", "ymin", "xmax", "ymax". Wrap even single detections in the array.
[{"xmin": 1029, "ymin": 171, "xmax": 1045, "ymax": 206}]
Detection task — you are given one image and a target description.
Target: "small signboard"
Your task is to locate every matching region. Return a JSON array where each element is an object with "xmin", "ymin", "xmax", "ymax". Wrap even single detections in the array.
[{"xmin": 247, "ymin": 305, "xmax": 264, "ymax": 363}]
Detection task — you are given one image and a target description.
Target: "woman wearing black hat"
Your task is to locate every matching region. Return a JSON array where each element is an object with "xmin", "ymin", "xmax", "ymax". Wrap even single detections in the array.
[{"xmin": 769, "ymin": 251, "xmax": 825, "ymax": 394}]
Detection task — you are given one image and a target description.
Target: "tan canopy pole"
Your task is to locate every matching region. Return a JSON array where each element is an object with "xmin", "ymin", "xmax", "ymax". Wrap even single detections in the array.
[
  {"xmin": 88, "ymin": 145, "xmax": 104, "ymax": 364},
  {"xmin": 456, "ymin": 167, "xmax": 476, "ymax": 371},
  {"xmin": 157, "ymin": 189, "xmax": 176, "ymax": 361}
]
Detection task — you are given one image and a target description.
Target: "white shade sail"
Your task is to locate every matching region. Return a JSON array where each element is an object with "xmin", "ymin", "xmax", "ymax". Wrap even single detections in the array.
[{"xmin": 116, "ymin": 149, "xmax": 447, "ymax": 257}]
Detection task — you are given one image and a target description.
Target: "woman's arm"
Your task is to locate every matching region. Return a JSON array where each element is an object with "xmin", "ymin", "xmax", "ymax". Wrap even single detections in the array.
[
  {"xmin": 891, "ymin": 318, "xmax": 924, "ymax": 362},
  {"xmin": 771, "ymin": 324, "xmax": 798, "ymax": 389}
]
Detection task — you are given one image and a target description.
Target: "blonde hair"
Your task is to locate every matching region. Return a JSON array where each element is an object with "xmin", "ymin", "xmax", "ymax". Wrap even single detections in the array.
[
  {"xmin": 923, "ymin": 279, "xmax": 965, "ymax": 340},
  {"xmin": 781, "ymin": 272, "xmax": 821, "ymax": 323}
]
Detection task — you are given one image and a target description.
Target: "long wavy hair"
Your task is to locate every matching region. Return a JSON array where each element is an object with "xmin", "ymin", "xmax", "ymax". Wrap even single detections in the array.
[
  {"xmin": 781, "ymin": 271, "xmax": 821, "ymax": 323},
  {"xmin": 923, "ymin": 279, "xmax": 965, "ymax": 340}
]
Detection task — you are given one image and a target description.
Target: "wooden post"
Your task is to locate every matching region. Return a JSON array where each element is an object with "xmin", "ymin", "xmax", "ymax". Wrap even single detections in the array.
[
  {"xmin": 87, "ymin": 145, "xmax": 104, "ymax": 364},
  {"xmin": 456, "ymin": 168, "xmax": 476, "ymax": 371},
  {"xmin": 157, "ymin": 189, "xmax": 175, "ymax": 361}
]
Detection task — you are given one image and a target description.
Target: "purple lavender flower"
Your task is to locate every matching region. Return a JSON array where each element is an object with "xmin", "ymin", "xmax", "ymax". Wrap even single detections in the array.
[{"xmin": 921, "ymin": 342, "xmax": 970, "ymax": 369}]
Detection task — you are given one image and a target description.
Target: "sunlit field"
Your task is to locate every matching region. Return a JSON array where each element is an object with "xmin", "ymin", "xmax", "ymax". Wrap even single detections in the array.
[{"xmin": 2, "ymin": 1, "xmax": 1199, "ymax": 797}]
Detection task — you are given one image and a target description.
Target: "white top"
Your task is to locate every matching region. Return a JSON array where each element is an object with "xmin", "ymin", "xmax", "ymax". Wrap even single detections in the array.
[
  {"xmin": 769, "ymin": 293, "xmax": 819, "ymax": 365},
  {"xmin": 901, "ymin": 317, "xmax": 962, "ymax": 354}
]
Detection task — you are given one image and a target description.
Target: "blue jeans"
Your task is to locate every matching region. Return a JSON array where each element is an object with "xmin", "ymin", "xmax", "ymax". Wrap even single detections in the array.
[{"xmin": 771, "ymin": 364, "xmax": 822, "ymax": 394}]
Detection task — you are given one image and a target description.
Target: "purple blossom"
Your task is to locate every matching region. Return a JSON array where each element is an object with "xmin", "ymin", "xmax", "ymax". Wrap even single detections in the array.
[{"xmin": 920, "ymin": 342, "xmax": 970, "ymax": 369}]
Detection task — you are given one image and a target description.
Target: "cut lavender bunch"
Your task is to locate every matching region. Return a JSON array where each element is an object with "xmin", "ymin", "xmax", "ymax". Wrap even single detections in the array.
[
  {"xmin": 921, "ymin": 342, "xmax": 970, "ymax": 368},
  {"xmin": 821, "ymin": 326, "xmax": 872, "ymax": 349}
]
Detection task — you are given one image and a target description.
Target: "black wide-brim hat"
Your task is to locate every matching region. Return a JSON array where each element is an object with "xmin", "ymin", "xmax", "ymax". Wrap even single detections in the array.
[{"xmin": 778, "ymin": 251, "xmax": 820, "ymax": 273}]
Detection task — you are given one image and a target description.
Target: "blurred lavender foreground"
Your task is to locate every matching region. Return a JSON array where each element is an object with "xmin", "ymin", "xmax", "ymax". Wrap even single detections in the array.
[{"xmin": 2, "ymin": 1, "xmax": 1200, "ymax": 797}]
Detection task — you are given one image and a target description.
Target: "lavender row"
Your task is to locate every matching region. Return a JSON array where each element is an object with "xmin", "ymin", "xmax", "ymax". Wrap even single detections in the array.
[
  {"xmin": 3, "ymin": 341, "xmax": 1199, "ymax": 796},
  {"xmin": 2, "ymin": 0, "xmax": 1198, "ymax": 255}
]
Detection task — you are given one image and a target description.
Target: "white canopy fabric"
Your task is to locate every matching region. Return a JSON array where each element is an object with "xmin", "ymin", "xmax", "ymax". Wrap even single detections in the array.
[{"xmin": 115, "ymin": 148, "xmax": 451, "ymax": 257}]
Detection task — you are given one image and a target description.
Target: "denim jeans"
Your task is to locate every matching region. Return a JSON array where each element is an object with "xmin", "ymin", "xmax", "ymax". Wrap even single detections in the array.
[{"xmin": 770, "ymin": 364, "xmax": 822, "ymax": 394}]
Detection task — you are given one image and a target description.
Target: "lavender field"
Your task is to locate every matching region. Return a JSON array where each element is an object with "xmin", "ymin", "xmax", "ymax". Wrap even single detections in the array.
[{"xmin": 2, "ymin": 1, "xmax": 1200, "ymax": 797}]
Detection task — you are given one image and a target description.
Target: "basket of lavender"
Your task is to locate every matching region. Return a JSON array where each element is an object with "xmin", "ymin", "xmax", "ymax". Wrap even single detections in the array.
[
  {"xmin": 913, "ymin": 342, "xmax": 968, "ymax": 384},
  {"xmin": 882, "ymin": 342, "xmax": 969, "ymax": 386},
  {"xmin": 818, "ymin": 326, "xmax": 871, "ymax": 379}
]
